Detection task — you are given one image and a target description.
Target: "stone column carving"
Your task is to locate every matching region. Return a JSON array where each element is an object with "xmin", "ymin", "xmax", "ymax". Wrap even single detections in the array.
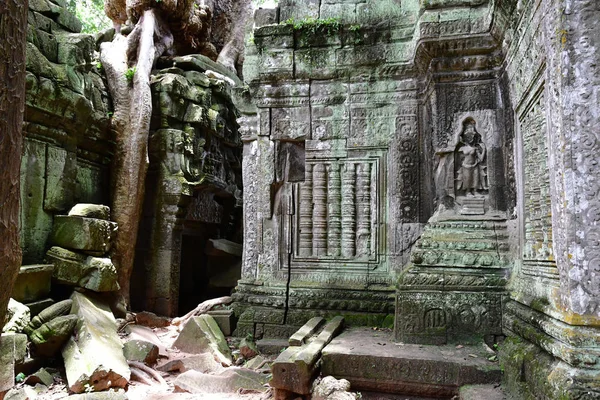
[
  {"xmin": 298, "ymin": 164, "xmax": 313, "ymax": 257},
  {"xmin": 341, "ymin": 163, "xmax": 356, "ymax": 258},
  {"xmin": 327, "ymin": 163, "xmax": 342, "ymax": 257},
  {"xmin": 356, "ymin": 163, "xmax": 372, "ymax": 257},
  {"xmin": 312, "ymin": 163, "xmax": 327, "ymax": 257}
]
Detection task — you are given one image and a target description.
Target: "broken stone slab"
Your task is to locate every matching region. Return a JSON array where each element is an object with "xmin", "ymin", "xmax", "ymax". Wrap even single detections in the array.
[
  {"xmin": 3, "ymin": 299, "xmax": 31, "ymax": 334},
  {"xmin": 157, "ymin": 353, "xmax": 224, "ymax": 374},
  {"xmin": 134, "ymin": 311, "xmax": 171, "ymax": 328},
  {"xmin": 24, "ymin": 299, "xmax": 72, "ymax": 336},
  {"xmin": 50, "ymin": 216, "xmax": 117, "ymax": 255},
  {"xmin": 68, "ymin": 204, "xmax": 110, "ymax": 221},
  {"xmin": 312, "ymin": 376, "xmax": 356, "ymax": 400},
  {"xmin": 245, "ymin": 355, "xmax": 268, "ymax": 370},
  {"xmin": 173, "ymin": 368, "xmax": 269, "ymax": 394},
  {"xmin": 206, "ymin": 309, "xmax": 234, "ymax": 336},
  {"xmin": 11, "ymin": 265, "xmax": 54, "ymax": 303},
  {"xmin": 30, "ymin": 314, "xmax": 78, "ymax": 357},
  {"xmin": 173, "ymin": 315, "xmax": 232, "ymax": 366},
  {"xmin": 24, "ymin": 368, "xmax": 55, "ymax": 387},
  {"xmin": 62, "ymin": 292, "xmax": 130, "ymax": 393},
  {"xmin": 0, "ymin": 334, "xmax": 28, "ymax": 394},
  {"xmin": 289, "ymin": 317, "xmax": 325, "ymax": 346},
  {"xmin": 46, "ymin": 247, "xmax": 119, "ymax": 292},
  {"xmin": 271, "ymin": 316, "xmax": 345, "ymax": 396},
  {"xmin": 122, "ymin": 340, "xmax": 159, "ymax": 365}
]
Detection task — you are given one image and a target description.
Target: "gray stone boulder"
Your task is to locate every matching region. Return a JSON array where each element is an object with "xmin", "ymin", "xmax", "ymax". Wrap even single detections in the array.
[
  {"xmin": 62, "ymin": 292, "xmax": 130, "ymax": 393},
  {"xmin": 122, "ymin": 340, "xmax": 159, "ymax": 365},
  {"xmin": 173, "ymin": 368, "xmax": 269, "ymax": 394},
  {"xmin": 46, "ymin": 247, "xmax": 119, "ymax": 292},
  {"xmin": 50, "ymin": 215, "xmax": 117, "ymax": 255},
  {"xmin": 30, "ymin": 314, "xmax": 78, "ymax": 357},
  {"xmin": 173, "ymin": 315, "xmax": 232, "ymax": 366},
  {"xmin": 68, "ymin": 204, "xmax": 110, "ymax": 221},
  {"xmin": 3, "ymin": 299, "xmax": 31, "ymax": 333},
  {"xmin": 157, "ymin": 353, "xmax": 224, "ymax": 374},
  {"xmin": 312, "ymin": 376, "xmax": 358, "ymax": 400},
  {"xmin": 24, "ymin": 299, "xmax": 72, "ymax": 336},
  {"xmin": 24, "ymin": 367, "xmax": 55, "ymax": 386},
  {"xmin": 11, "ymin": 265, "xmax": 54, "ymax": 303}
]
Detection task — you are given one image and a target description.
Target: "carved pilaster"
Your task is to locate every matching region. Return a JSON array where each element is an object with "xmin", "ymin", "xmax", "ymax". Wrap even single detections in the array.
[
  {"xmin": 312, "ymin": 163, "xmax": 327, "ymax": 257},
  {"xmin": 327, "ymin": 163, "xmax": 342, "ymax": 257},
  {"xmin": 356, "ymin": 163, "xmax": 372, "ymax": 257},
  {"xmin": 341, "ymin": 163, "xmax": 356, "ymax": 258},
  {"xmin": 298, "ymin": 164, "xmax": 313, "ymax": 257}
]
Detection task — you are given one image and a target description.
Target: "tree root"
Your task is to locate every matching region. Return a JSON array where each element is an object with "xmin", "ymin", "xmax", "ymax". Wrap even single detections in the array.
[
  {"xmin": 128, "ymin": 361, "xmax": 167, "ymax": 386},
  {"xmin": 172, "ymin": 296, "xmax": 232, "ymax": 328}
]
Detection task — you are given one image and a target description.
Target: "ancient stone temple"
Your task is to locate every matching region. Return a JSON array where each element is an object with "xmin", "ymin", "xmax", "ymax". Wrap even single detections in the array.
[{"xmin": 232, "ymin": 0, "xmax": 600, "ymax": 397}]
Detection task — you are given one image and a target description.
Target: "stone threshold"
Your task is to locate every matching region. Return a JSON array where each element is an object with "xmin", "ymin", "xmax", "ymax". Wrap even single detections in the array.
[{"xmin": 321, "ymin": 328, "xmax": 501, "ymax": 399}]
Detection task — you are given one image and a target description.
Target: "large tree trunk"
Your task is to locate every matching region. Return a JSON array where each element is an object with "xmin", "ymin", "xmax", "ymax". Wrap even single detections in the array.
[
  {"xmin": 101, "ymin": 9, "xmax": 172, "ymax": 310},
  {"xmin": 0, "ymin": 0, "xmax": 28, "ymax": 330}
]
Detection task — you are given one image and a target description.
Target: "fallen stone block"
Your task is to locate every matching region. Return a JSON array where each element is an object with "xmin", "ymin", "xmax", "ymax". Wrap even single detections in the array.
[
  {"xmin": 62, "ymin": 292, "xmax": 130, "ymax": 393},
  {"xmin": 123, "ymin": 340, "xmax": 159, "ymax": 365},
  {"xmin": 30, "ymin": 314, "xmax": 78, "ymax": 357},
  {"xmin": 46, "ymin": 247, "xmax": 119, "ymax": 292},
  {"xmin": 207, "ymin": 309, "xmax": 234, "ymax": 336},
  {"xmin": 123, "ymin": 325, "xmax": 166, "ymax": 356},
  {"xmin": 289, "ymin": 317, "xmax": 325, "ymax": 346},
  {"xmin": 24, "ymin": 299, "xmax": 72, "ymax": 336},
  {"xmin": 271, "ymin": 316, "xmax": 345, "ymax": 396},
  {"xmin": 3, "ymin": 299, "xmax": 31, "ymax": 334},
  {"xmin": 25, "ymin": 299, "xmax": 55, "ymax": 318},
  {"xmin": 174, "ymin": 368, "xmax": 268, "ymax": 394},
  {"xmin": 4, "ymin": 384, "xmax": 45, "ymax": 400},
  {"xmin": 50, "ymin": 216, "xmax": 117, "ymax": 255},
  {"xmin": 134, "ymin": 311, "xmax": 171, "ymax": 328},
  {"xmin": 157, "ymin": 353, "xmax": 224, "ymax": 374},
  {"xmin": 246, "ymin": 355, "xmax": 268, "ymax": 370},
  {"xmin": 173, "ymin": 315, "xmax": 232, "ymax": 366},
  {"xmin": 11, "ymin": 265, "xmax": 54, "ymax": 303},
  {"xmin": 68, "ymin": 204, "xmax": 110, "ymax": 221},
  {"xmin": 24, "ymin": 368, "xmax": 55, "ymax": 387},
  {"xmin": 0, "ymin": 334, "xmax": 29, "ymax": 395}
]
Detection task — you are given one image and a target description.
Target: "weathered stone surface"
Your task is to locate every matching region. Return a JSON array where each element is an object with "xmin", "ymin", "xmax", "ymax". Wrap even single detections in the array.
[
  {"xmin": 206, "ymin": 310, "xmax": 235, "ymax": 336},
  {"xmin": 173, "ymin": 315, "xmax": 232, "ymax": 366},
  {"xmin": 122, "ymin": 340, "xmax": 159, "ymax": 365},
  {"xmin": 50, "ymin": 216, "xmax": 117, "ymax": 255},
  {"xmin": 30, "ymin": 314, "xmax": 78, "ymax": 357},
  {"xmin": 3, "ymin": 300, "xmax": 31, "ymax": 334},
  {"xmin": 173, "ymin": 368, "xmax": 269, "ymax": 394},
  {"xmin": 0, "ymin": 334, "xmax": 28, "ymax": 394},
  {"xmin": 134, "ymin": 311, "xmax": 171, "ymax": 328},
  {"xmin": 4, "ymin": 385, "xmax": 45, "ymax": 400},
  {"xmin": 65, "ymin": 390, "xmax": 129, "ymax": 399},
  {"xmin": 25, "ymin": 299, "xmax": 55, "ymax": 318},
  {"xmin": 11, "ymin": 265, "xmax": 53, "ymax": 304},
  {"xmin": 322, "ymin": 328, "xmax": 501, "ymax": 398},
  {"xmin": 245, "ymin": 355, "xmax": 268, "ymax": 370},
  {"xmin": 24, "ymin": 299, "xmax": 72, "ymax": 336},
  {"xmin": 289, "ymin": 317, "xmax": 325, "ymax": 346},
  {"xmin": 123, "ymin": 325, "xmax": 166, "ymax": 356},
  {"xmin": 312, "ymin": 376, "xmax": 357, "ymax": 400},
  {"xmin": 459, "ymin": 384, "xmax": 506, "ymax": 400},
  {"xmin": 62, "ymin": 292, "xmax": 130, "ymax": 393},
  {"xmin": 68, "ymin": 204, "xmax": 110, "ymax": 221},
  {"xmin": 157, "ymin": 353, "xmax": 224, "ymax": 374},
  {"xmin": 46, "ymin": 247, "xmax": 119, "ymax": 292}
]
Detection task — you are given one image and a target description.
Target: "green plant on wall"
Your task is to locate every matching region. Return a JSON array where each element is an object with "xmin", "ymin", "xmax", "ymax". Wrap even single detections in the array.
[{"xmin": 282, "ymin": 16, "xmax": 341, "ymax": 36}]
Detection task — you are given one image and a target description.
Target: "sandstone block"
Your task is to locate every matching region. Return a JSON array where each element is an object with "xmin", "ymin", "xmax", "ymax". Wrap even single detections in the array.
[
  {"xmin": 239, "ymin": 337, "xmax": 259, "ymax": 360},
  {"xmin": 62, "ymin": 292, "xmax": 130, "ymax": 393},
  {"xmin": 206, "ymin": 309, "xmax": 235, "ymax": 336},
  {"xmin": 30, "ymin": 314, "xmax": 78, "ymax": 357},
  {"xmin": 173, "ymin": 315, "xmax": 232, "ymax": 366},
  {"xmin": 0, "ymin": 334, "xmax": 28, "ymax": 394},
  {"xmin": 24, "ymin": 368, "xmax": 55, "ymax": 387},
  {"xmin": 46, "ymin": 247, "xmax": 119, "ymax": 292},
  {"xmin": 25, "ymin": 299, "xmax": 72, "ymax": 336},
  {"xmin": 3, "ymin": 300, "xmax": 31, "ymax": 334},
  {"xmin": 173, "ymin": 368, "xmax": 268, "ymax": 394},
  {"xmin": 157, "ymin": 353, "xmax": 224, "ymax": 374},
  {"xmin": 122, "ymin": 340, "xmax": 159, "ymax": 365},
  {"xmin": 123, "ymin": 325, "xmax": 166, "ymax": 356},
  {"xmin": 50, "ymin": 216, "xmax": 117, "ymax": 255},
  {"xmin": 68, "ymin": 204, "xmax": 110, "ymax": 221},
  {"xmin": 26, "ymin": 299, "xmax": 55, "ymax": 318},
  {"xmin": 11, "ymin": 265, "xmax": 54, "ymax": 303}
]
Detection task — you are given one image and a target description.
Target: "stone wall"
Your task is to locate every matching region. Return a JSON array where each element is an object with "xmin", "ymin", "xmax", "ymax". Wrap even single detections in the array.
[
  {"xmin": 22, "ymin": 0, "xmax": 113, "ymax": 264},
  {"xmin": 234, "ymin": 0, "xmax": 514, "ymax": 338}
]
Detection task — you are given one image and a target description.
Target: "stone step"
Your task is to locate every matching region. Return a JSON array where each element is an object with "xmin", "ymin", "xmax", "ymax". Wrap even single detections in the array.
[{"xmin": 321, "ymin": 328, "xmax": 501, "ymax": 399}]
